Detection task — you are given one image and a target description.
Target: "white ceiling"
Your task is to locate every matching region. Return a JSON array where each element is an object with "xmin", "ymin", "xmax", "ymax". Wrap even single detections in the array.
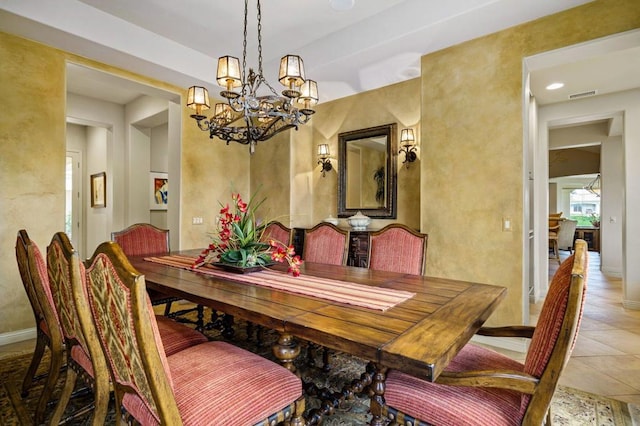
[{"xmin": 4, "ymin": 0, "xmax": 622, "ymax": 106}]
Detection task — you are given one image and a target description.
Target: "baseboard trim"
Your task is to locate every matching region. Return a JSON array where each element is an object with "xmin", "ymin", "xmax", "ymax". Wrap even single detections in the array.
[
  {"xmin": 600, "ymin": 267, "xmax": 622, "ymax": 278},
  {"xmin": 471, "ymin": 335, "xmax": 529, "ymax": 353},
  {"xmin": 622, "ymin": 299, "xmax": 640, "ymax": 310},
  {"xmin": 0, "ymin": 327, "xmax": 36, "ymax": 347}
]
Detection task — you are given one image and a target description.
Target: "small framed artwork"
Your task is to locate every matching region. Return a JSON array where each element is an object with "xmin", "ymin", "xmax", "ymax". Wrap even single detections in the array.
[
  {"xmin": 90, "ymin": 172, "xmax": 106, "ymax": 208},
  {"xmin": 150, "ymin": 172, "xmax": 168, "ymax": 210}
]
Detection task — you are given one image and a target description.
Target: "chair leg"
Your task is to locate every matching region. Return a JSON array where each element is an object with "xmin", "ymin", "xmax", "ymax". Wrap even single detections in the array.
[
  {"xmin": 21, "ymin": 331, "xmax": 47, "ymax": 397},
  {"xmin": 91, "ymin": 375, "xmax": 110, "ymax": 426},
  {"xmin": 286, "ymin": 396, "xmax": 306, "ymax": 426},
  {"xmin": 32, "ymin": 345, "xmax": 64, "ymax": 424},
  {"xmin": 49, "ymin": 365, "xmax": 78, "ymax": 425},
  {"xmin": 163, "ymin": 300, "xmax": 173, "ymax": 316}
]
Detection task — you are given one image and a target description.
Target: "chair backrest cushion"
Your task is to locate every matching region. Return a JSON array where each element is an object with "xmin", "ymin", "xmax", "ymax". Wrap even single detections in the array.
[
  {"xmin": 369, "ymin": 225, "xmax": 427, "ymax": 275},
  {"xmin": 261, "ymin": 221, "xmax": 292, "ymax": 246},
  {"xmin": 112, "ymin": 223, "xmax": 169, "ymax": 257},
  {"xmin": 521, "ymin": 241, "xmax": 588, "ymax": 414},
  {"xmin": 85, "ymin": 242, "xmax": 177, "ymax": 424},
  {"xmin": 47, "ymin": 236, "xmax": 88, "ymax": 349},
  {"xmin": 303, "ymin": 223, "xmax": 348, "ymax": 265},
  {"xmin": 16, "ymin": 230, "xmax": 63, "ymax": 337}
]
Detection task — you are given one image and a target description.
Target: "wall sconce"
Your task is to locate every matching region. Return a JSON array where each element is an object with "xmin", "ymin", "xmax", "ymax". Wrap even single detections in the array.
[
  {"xmin": 399, "ymin": 128, "xmax": 417, "ymax": 167},
  {"xmin": 317, "ymin": 144, "xmax": 333, "ymax": 177}
]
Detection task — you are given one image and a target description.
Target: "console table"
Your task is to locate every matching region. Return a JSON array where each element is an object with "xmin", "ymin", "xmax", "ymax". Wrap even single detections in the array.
[{"xmin": 575, "ymin": 227, "xmax": 600, "ymax": 252}]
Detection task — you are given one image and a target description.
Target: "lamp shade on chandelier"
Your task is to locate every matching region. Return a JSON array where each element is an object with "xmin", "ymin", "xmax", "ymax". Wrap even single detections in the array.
[{"xmin": 187, "ymin": 0, "xmax": 319, "ymax": 154}]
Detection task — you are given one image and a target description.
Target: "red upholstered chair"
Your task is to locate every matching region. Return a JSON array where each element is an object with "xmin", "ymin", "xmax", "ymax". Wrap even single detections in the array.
[
  {"xmin": 376, "ymin": 240, "xmax": 589, "ymax": 426},
  {"xmin": 261, "ymin": 221, "xmax": 293, "ymax": 246},
  {"xmin": 303, "ymin": 222, "xmax": 349, "ymax": 266},
  {"xmin": 15, "ymin": 230, "xmax": 65, "ymax": 424},
  {"xmin": 367, "ymin": 224, "xmax": 428, "ymax": 275},
  {"xmin": 47, "ymin": 233, "xmax": 208, "ymax": 425},
  {"xmin": 83, "ymin": 240, "xmax": 305, "ymax": 425},
  {"xmin": 112, "ymin": 223, "xmax": 204, "ymax": 329}
]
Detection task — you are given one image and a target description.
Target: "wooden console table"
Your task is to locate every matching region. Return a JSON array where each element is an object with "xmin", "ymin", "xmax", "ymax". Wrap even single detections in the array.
[{"xmin": 575, "ymin": 227, "xmax": 599, "ymax": 252}]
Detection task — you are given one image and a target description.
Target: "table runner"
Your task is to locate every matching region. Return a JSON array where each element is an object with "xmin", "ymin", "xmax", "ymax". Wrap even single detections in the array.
[{"xmin": 144, "ymin": 254, "xmax": 415, "ymax": 311}]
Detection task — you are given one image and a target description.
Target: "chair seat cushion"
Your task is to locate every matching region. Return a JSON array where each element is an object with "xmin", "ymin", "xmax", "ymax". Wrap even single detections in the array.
[
  {"xmin": 123, "ymin": 341, "xmax": 302, "ymax": 425},
  {"xmin": 155, "ymin": 316, "xmax": 207, "ymax": 356},
  {"xmin": 70, "ymin": 345, "xmax": 94, "ymax": 378},
  {"xmin": 385, "ymin": 344, "xmax": 525, "ymax": 426}
]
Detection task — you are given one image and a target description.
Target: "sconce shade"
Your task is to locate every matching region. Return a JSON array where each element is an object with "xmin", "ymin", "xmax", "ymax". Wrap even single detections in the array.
[
  {"xmin": 187, "ymin": 86, "xmax": 211, "ymax": 118},
  {"xmin": 400, "ymin": 128, "xmax": 415, "ymax": 145},
  {"xmin": 216, "ymin": 56, "xmax": 242, "ymax": 93},
  {"xmin": 279, "ymin": 55, "xmax": 306, "ymax": 96},
  {"xmin": 317, "ymin": 143, "xmax": 330, "ymax": 158}
]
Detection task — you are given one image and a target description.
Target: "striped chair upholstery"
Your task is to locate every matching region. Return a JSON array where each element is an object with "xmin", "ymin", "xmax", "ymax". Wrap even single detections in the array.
[
  {"xmin": 111, "ymin": 223, "xmax": 204, "ymax": 328},
  {"xmin": 15, "ymin": 230, "xmax": 65, "ymax": 425},
  {"xmin": 111, "ymin": 223, "xmax": 170, "ymax": 256},
  {"xmin": 47, "ymin": 233, "xmax": 208, "ymax": 425},
  {"xmin": 381, "ymin": 240, "xmax": 589, "ymax": 426},
  {"xmin": 303, "ymin": 222, "xmax": 349, "ymax": 265},
  {"xmin": 83, "ymin": 241, "xmax": 305, "ymax": 425},
  {"xmin": 261, "ymin": 221, "xmax": 293, "ymax": 246},
  {"xmin": 368, "ymin": 224, "xmax": 428, "ymax": 275}
]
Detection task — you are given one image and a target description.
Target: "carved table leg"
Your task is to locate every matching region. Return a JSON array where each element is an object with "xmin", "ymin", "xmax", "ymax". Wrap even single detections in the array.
[
  {"xmin": 369, "ymin": 363, "xmax": 388, "ymax": 426},
  {"xmin": 273, "ymin": 333, "xmax": 301, "ymax": 373}
]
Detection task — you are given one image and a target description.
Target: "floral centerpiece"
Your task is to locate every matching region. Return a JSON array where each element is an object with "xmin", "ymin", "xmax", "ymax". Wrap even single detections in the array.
[{"xmin": 192, "ymin": 191, "xmax": 302, "ymax": 276}]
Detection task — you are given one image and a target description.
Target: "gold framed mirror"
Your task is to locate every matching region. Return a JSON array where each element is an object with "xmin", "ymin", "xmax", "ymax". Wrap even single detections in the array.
[{"xmin": 337, "ymin": 123, "xmax": 397, "ymax": 219}]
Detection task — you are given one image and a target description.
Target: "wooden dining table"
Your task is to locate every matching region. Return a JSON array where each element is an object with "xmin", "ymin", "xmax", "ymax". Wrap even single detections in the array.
[{"xmin": 130, "ymin": 250, "xmax": 506, "ymax": 425}]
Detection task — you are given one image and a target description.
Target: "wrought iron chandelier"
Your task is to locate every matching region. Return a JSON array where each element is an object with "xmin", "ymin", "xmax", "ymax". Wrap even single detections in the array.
[{"xmin": 186, "ymin": 0, "xmax": 319, "ymax": 154}]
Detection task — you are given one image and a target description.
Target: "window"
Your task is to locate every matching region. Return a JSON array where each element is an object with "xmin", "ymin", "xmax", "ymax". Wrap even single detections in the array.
[{"xmin": 569, "ymin": 188, "xmax": 600, "ymax": 226}]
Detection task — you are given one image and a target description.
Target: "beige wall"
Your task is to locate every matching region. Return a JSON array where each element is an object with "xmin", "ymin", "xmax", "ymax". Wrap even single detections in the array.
[
  {"xmin": 419, "ymin": 0, "xmax": 639, "ymax": 325},
  {"xmin": 0, "ymin": 33, "xmax": 66, "ymax": 334}
]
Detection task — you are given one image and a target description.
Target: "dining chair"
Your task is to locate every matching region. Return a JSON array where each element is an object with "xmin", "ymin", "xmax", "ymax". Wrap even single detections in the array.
[
  {"xmin": 261, "ymin": 220, "xmax": 293, "ymax": 246},
  {"xmin": 15, "ymin": 230, "xmax": 65, "ymax": 425},
  {"xmin": 376, "ymin": 239, "xmax": 589, "ymax": 426},
  {"xmin": 82, "ymin": 240, "xmax": 305, "ymax": 425},
  {"xmin": 47, "ymin": 233, "xmax": 209, "ymax": 425},
  {"xmin": 112, "ymin": 223, "xmax": 205, "ymax": 329},
  {"xmin": 303, "ymin": 222, "xmax": 349, "ymax": 266},
  {"xmin": 367, "ymin": 223, "xmax": 428, "ymax": 275}
]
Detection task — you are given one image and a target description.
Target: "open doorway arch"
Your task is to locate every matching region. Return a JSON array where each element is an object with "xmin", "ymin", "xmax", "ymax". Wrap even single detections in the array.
[{"xmin": 524, "ymin": 29, "xmax": 640, "ymax": 309}]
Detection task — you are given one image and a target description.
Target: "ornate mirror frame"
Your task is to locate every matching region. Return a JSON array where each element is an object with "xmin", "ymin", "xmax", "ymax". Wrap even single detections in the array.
[{"xmin": 337, "ymin": 123, "xmax": 397, "ymax": 219}]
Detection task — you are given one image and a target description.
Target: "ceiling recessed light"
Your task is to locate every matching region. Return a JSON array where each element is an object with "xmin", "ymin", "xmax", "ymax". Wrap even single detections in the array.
[
  {"xmin": 330, "ymin": 0, "xmax": 355, "ymax": 11},
  {"xmin": 546, "ymin": 82, "xmax": 564, "ymax": 90}
]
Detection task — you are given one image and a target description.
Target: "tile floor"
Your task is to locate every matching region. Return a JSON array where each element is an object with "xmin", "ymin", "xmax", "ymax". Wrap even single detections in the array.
[{"xmin": 2, "ymin": 250, "xmax": 639, "ymax": 407}]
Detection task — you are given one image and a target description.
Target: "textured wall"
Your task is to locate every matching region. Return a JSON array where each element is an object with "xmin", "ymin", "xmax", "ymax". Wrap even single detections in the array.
[
  {"xmin": 420, "ymin": 0, "xmax": 640, "ymax": 325},
  {"xmin": 308, "ymin": 78, "xmax": 422, "ymax": 230},
  {"xmin": 0, "ymin": 33, "xmax": 66, "ymax": 333}
]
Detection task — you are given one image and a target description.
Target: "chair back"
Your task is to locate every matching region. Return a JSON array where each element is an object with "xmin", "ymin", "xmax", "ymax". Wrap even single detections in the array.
[
  {"xmin": 368, "ymin": 224, "xmax": 428, "ymax": 275},
  {"xmin": 521, "ymin": 239, "xmax": 588, "ymax": 424},
  {"xmin": 261, "ymin": 221, "xmax": 293, "ymax": 246},
  {"xmin": 111, "ymin": 223, "xmax": 170, "ymax": 256},
  {"xmin": 47, "ymin": 232, "xmax": 109, "ymax": 378},
  {"xmin": 303, "ymin": 222, "xmax": 349, "ymax": 265},
  {"xmin": 84, "ymin": 241, "xmax": 181, "ymax": 424},
  {"xmin": 16, "ymin": 230, "xmax": 63, "ymax": 340}
]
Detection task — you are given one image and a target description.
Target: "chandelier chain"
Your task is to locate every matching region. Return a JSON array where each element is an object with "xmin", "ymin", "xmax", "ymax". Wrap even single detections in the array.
[
  {"xmin": 242, "ymin": 0, "xmax": 248, "ymax": 84},
  {"xmin": 257, "ymin": 0, "xmax": 263, "ymax": 75}
]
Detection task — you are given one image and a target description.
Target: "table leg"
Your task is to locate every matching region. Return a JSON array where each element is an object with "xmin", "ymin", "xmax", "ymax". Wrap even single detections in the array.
[
  {"xmin": 272, "ymin": 333, "xmax": 300, "ymax": 373},
  {"xmin": 369, "ymin": 363, "xmax": 388, "ymax": 426}
]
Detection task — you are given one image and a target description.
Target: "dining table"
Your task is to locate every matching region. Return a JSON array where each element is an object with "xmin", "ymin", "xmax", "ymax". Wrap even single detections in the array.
[{"xmin": 130, "ymin": 250, "xmax": 506, "ymax": 425}]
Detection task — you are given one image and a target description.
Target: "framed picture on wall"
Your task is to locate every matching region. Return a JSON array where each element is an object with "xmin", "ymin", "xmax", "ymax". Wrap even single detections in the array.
[
  {"xmin": 150, "ymin": 172, "xmax": 168, "ymax": 211},
  {"xmin": 90, "ymin": 172, "xmax": 106, "ymax": 208}
]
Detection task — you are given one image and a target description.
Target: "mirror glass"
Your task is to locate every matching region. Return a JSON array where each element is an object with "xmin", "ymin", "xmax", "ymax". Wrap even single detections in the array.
[{"xmin": 338, "ymin": 123, "xmax": 397, "ymax": 218}]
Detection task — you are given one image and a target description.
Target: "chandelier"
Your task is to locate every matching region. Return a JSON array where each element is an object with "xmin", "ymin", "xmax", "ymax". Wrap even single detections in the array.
[
  {"xmin": 584, "ymin": 174, "xmax": 601, "ymax": 197},
  {"xmin": 186, "ymin": 0, "xmax": 319, "ymax": 154}
]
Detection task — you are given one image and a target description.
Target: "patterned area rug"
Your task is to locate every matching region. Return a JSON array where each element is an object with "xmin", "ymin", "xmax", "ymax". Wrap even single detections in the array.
[{"xmin": 1, "ymin": 314, "xmax": 636, "ymax": 425}]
